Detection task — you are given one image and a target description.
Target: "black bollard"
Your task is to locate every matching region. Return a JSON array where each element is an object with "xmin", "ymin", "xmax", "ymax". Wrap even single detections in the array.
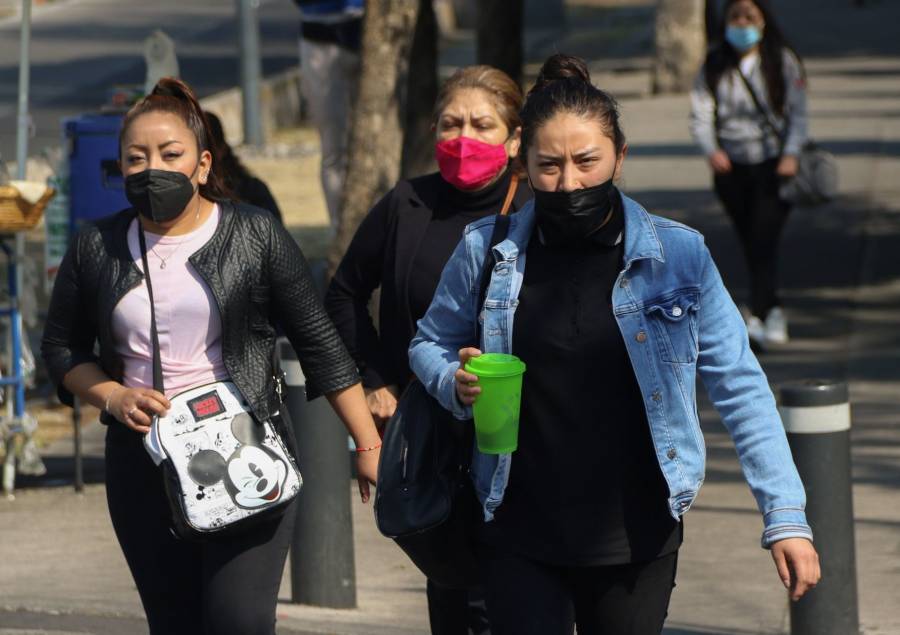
[
  {"xmin": 779, "ymin": 379, "xmax": 859, "ymax": 635},
  {"xmin": 281, "ymin": 336, "xmax": 357, "ymax": 609},
  {"xmin": 73, "ymin": 396, "xmax": 83, "ymax": 493}
]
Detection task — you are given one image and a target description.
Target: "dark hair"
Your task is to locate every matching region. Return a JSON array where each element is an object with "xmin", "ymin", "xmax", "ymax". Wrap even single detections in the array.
[
  {"xmin": 204, "ymin": 111, "xmax": 253, "ymax": 196},
  {"xmin": 433, "ymin": 65, "xmax": 524, "ymax": 135},
  {"xmin": 704, "ymin": 0, "xmax": 804, "ymax": 116},
  {"xmin": 519, "ymin": 54, "xmax": 625, "ymax": 163},
  {"xmin": 119, "ymin": 77, "xmax": 229, "ymax": 201}
]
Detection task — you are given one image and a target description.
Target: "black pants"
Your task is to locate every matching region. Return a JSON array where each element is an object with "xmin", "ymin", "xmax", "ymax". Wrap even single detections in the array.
[
  {"xmin": 105, "ymin": 423, "xmax": 296, "ymax": 635},
  {"xmin": 476, "ymin": 538, "xmax": 678, "ymax": 635},
  {"xmin": 714, "ymin": 157, "xmax": 791, "ymax": 319},
  {"xmin": 427, "ymin": 579, "xmax": 491, "ymax": 635}
]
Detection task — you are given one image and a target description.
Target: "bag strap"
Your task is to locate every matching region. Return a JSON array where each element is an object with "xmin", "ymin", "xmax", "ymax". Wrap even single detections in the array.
[
  {"xmin": 137, "ymin": 225, "xmax": 165, "ymax": 394},
  {"xmin": 498, "ymin": 173, "xmax": 518, "ymax": 216},
  {"xmin": 734, "ymin": 66, "xmax": 786, "ymax": 147},
  {"xmin": 477, "ymin": 174, "xmax": 516, "ymax": 314}
]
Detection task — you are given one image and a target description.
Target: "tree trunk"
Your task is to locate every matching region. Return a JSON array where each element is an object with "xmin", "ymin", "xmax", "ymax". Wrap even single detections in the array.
[
  {"xmin": 329, "ymin": 0, "xmax": 420, "ymax": 273},
  {"xmin": 400, "ymin": 0, "xmax": 439, "ymax": 179},
  {"xmin": 477, "ymin": 0, "xmax": 525, "ymax": 87},
  {"xmin": 705, "ymin": 0, "xmax": 720, "ymax": 47},
  {"xmin": 652, "ymin": 0, "xmax": 706, "ymax": 94}
]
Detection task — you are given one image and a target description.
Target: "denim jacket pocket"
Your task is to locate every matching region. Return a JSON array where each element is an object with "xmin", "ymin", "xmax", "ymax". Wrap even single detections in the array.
[{"xmin": 644, "ymin": 291, "xmax": 700, "ymax": 364}]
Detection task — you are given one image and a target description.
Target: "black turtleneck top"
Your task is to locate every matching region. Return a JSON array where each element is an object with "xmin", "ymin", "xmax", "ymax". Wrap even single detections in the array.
[
  {"xmin": 492, "ymin": 188, "xmax": 682, "ymax": 566},
  {"xmin": 408, "ymin": 168, "xmax": 516, "ymax": 321}
]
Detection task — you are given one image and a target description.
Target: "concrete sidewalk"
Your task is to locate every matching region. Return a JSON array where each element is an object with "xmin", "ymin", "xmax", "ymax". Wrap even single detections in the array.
[{"xmin": 3, "ymin": 1, "xmax": 900, "ymax": 633}]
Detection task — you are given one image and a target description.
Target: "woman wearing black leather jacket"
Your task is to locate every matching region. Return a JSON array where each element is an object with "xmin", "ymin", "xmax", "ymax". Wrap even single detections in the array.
[{"xmin": 40, "ymin": 78, "xmax": 381, "ymax": 635}]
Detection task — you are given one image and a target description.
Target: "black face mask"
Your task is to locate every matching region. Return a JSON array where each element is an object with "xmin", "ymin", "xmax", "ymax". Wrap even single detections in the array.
[
  {"xmin": 532, "ymin": 178, "xmax": 615, "ymax": 247},
  {"xmin": 125, "ymin": 167, "xmax": 198, "ymax": 223}
]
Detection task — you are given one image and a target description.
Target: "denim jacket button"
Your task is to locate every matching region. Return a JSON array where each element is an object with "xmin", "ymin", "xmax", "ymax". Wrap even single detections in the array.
[
  {"xmin": 636, "ymin": 331, "xmax": 647, "ymax": 343},
  {"xmin": 667, "ymin": 448, "xmax": 677, "ymax": 460},
  {"xmin": 620, "ymin": 278, "xmax": 629, "ymax": 288},
  {"xmin": 671, "ymin": 306, "xmax": 683, "ymax": 317}
]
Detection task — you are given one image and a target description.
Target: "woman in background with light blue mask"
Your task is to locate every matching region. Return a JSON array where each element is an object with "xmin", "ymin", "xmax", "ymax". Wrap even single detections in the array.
[{"xmin": 690, "ymin": 0, "xmax": 807, "ymax": 350}]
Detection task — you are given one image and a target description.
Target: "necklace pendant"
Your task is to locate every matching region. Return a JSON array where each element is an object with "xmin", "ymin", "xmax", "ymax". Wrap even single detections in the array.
[{"xmin": 159, "ymin": 261, "xmax": 167, "ymax": 270}]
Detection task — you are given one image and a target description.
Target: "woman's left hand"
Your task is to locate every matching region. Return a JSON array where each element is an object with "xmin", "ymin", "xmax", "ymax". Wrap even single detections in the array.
[
  {"xmin": 771, "ymin": 537, "xmax": 821, "ymax": 601},
  {"xmin": 777, "ymin": 154, "xmax": 799, "ymax": 178},
  {"xmin": 355, "ymin": 447, "xmax": 380, "ymax": 504}
]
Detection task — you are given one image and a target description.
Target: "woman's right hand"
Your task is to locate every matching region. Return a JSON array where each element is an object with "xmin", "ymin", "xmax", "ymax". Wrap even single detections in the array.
[
  {"xmin": 454, "ymin": 347, "xmax": 482, "ymax": 406},
  {"xmin": 364, "ymin": 385, "xmax": 400, "ymax": 424},
  {"xmin": 709, "ymin": 150, "xmax": 733, "ymax": 174},
  {"xmin": 107, "ymin": 387, "xmax": 171, "ymax": 434}
]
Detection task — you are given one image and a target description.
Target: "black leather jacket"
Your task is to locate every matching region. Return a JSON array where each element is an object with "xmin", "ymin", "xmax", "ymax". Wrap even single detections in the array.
[{"xmin": 41, "ymin": 200, "xmax": 359, "ymax": 424}]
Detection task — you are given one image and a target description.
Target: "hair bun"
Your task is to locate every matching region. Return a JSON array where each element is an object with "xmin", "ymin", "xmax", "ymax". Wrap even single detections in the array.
[{"xmin": 530, "ymin": 54, "xmax": 591, "ymax": 94}]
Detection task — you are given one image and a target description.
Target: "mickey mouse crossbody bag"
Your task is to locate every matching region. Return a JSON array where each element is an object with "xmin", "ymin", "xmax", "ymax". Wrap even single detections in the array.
[{"xmin": 138, "ymin": 226, "xmax": 302, "ymax": 541}]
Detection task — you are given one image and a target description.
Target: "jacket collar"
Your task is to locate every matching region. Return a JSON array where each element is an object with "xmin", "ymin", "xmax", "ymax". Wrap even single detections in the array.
[{"xmin": 495, "ymin": 193, "xmax": 665, "ymax": 266}]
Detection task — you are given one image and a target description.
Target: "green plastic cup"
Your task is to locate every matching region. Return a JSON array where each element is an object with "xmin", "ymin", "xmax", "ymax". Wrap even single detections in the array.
[{"xmin": 464, "ymin": 353, "xmax": 527, "ymax": 454}]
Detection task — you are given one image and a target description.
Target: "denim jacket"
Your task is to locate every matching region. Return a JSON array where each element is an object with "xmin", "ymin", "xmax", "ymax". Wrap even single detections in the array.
[{"xmin": 409, "ymin": 195, "xmax": 813, "ymax": 549}]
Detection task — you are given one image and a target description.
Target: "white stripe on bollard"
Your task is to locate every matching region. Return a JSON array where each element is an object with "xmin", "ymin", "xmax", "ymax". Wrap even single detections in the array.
[{"xmin": 779, "ymin": 403, "xmax": 851, "ymax": 434}]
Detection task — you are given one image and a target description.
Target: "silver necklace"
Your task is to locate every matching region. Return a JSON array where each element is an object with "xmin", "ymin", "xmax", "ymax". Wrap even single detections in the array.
[
  {"xmin": 147, "ymin": 200, "xmax": 202, "ymax": 269},
  {"xmin": 150, "ymin": 234, "xmax": 189, "ymax": 269}
]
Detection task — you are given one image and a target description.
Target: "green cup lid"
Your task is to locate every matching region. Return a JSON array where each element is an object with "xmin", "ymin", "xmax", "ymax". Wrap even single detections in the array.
[{"xmin": 464, "ymin": 353, "xmax": 526, "ymax": 377}]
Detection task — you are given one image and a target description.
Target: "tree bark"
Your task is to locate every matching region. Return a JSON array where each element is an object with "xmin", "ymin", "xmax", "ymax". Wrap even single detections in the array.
[
  {"xmin": 705, "ymin": 0, "xmax": 720, "ymax": 47},
  {"xmin": 400, "ymin": 0, "xmax": 439, "ymax": 179},
  {"xmin": 652, "ymin": 0, "xmax": 706, "ymax": 94},
  {"xmin": 329, "ymin": 0, "xmax": 420, "ymax": 272},
  {"xmin": 477, "ymin": 0, "xmax": 525, "ymax": 87}
]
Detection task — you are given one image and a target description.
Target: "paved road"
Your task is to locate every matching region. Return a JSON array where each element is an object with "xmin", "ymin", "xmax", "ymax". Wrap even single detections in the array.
[{"xmin": 0, "ymin": 0, "xmax": 301, "ymax": 162}]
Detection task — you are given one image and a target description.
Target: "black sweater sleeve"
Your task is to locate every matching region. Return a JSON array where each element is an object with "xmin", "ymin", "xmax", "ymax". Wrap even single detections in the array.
[
  {"xmin": 266, "ymin": 215, "xmax": 360, "ymax": 400},
  {"xmin": 324, "ymin": 189, "xmax": 397, "ymax": 390}
]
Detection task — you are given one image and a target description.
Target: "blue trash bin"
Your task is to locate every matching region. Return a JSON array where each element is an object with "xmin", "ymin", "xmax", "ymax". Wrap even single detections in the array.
[{"xmin": 64, "ymin": 113, "xmax": 129, "ymax": 233}]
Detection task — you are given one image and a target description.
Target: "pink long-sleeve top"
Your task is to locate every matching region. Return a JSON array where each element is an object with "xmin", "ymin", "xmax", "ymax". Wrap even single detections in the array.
[{"xmin": 111, "ymin": 205, "xmax": 229, "ymax": 397}]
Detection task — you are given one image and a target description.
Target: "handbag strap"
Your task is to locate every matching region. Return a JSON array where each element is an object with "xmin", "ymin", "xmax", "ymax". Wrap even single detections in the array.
[
  {"xmin": 477, "ymin": 172, "xmax": 516, "ymax": 315},
  {"xmin": 734, "ymin": 65, "xmax": 786, "ymax": 148},
  {"xmin": 498, "ymin": 173, "xmax": 518, "ymax": 216},
  {"xmin": 137, "ymin": 225, "xmax": 165, "ymax": 394}
]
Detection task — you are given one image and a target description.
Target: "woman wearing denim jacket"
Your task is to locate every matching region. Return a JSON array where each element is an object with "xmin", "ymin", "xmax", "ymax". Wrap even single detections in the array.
[{"xmin": 409, "ymin": 54, "xmax": 820, "ymax": 635}]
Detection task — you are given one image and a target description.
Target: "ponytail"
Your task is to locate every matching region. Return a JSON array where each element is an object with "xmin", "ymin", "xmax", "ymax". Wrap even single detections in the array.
[{"xmin": 120, "ymin": 77, "xmax": 230, "ymax": 201}]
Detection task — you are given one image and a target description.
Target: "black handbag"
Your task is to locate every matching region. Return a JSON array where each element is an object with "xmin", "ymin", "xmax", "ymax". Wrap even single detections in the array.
[{"xmin": 374, "ymin": 205, "xmax": 513, "ymax": 589}]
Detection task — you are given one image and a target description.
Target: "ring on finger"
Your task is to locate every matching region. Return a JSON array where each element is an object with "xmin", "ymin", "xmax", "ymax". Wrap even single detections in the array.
[{"xmin": 126, "ymin": 406, "xmax": 138, "ymax": 418}]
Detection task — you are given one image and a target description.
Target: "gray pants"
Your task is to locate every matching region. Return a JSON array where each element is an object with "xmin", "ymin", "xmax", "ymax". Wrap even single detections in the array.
[{"xmin": 299, "ymin": 37, "xmax": 360, "ymax": 232}]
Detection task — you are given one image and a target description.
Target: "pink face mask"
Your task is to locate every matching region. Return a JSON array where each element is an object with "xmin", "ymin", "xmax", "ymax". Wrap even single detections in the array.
[{"xmin": 435, "ymin": 136, "xmax": 509, "ymax": 190}]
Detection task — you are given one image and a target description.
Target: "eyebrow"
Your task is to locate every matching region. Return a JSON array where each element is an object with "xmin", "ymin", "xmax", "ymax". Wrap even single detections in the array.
[
  {"xmin": 537, "ymin": 147, "xmax": 603, "ymax": 161},
  {"xmin": 125, "ymin": 140, "xmax": 183, "ymax": 151},
  {"xmin": 440, "ymin": 113, "xmax": 497, "ymax": 123}
]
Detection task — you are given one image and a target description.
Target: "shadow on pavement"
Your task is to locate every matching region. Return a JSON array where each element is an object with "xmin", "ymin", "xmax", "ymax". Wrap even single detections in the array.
[
  {"xmin": 11, "ymin": 455, "xmax": 105, "ymax": 490},
  {"xmin": 664, "ymin": 626, "xmax": 765, "ymax": 635},
  {"xmin": 0, "ymin": 608, "xmax": 322, "ymax": 635}
]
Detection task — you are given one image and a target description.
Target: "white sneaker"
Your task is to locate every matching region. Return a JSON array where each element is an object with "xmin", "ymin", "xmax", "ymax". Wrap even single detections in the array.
[
  {"xmin": 764, "ymin": 306, "xmax": 789, "ymax": 345},
  {"xmin": 746, "ymin": 315, "xmax": 766, "ymax": 349}
]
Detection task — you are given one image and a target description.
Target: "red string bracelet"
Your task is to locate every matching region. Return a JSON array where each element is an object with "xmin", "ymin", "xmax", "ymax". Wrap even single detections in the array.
[{"xmin": 355, "ymin": 442, "xmax": 382, "ymax": 453}]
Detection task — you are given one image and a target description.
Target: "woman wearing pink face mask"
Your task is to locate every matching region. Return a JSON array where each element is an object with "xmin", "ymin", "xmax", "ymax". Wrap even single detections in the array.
[{"xmin": 324, "ymin": 65, "xmax": 528, "ymax": 634}]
